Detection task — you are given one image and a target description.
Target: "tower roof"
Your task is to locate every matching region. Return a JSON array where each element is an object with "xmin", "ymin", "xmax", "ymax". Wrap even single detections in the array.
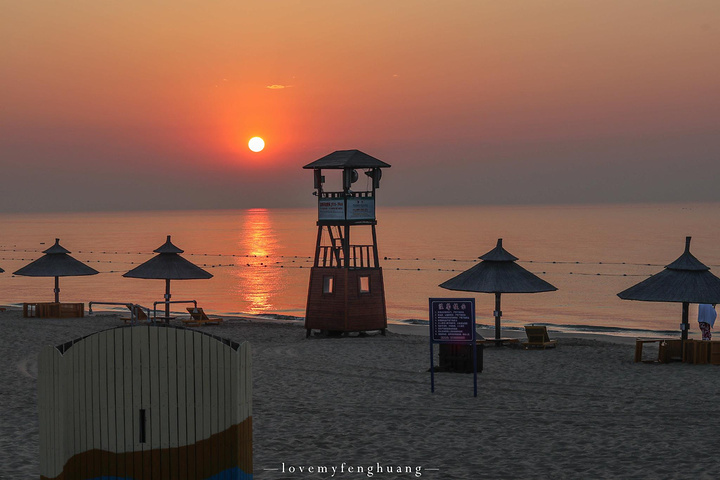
[{"xmin": 303, "ymin": 150, "xmax": 391, "ymax": 169}]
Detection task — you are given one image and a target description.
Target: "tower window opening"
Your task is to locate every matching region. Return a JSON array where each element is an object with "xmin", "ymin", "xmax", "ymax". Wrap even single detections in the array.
[
  {"xmin": 359, "ymin": 276, "xmax": 370, "ymax": 294},
  {"xmin": 323, "ymin": 276, "xmax": 335, "ymax": 294}
]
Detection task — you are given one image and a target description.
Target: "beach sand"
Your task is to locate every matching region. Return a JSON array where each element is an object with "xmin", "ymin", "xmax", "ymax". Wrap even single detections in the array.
[{"xmin": 1, "ymin": 308, "xmax": 719, "ymax": 479}]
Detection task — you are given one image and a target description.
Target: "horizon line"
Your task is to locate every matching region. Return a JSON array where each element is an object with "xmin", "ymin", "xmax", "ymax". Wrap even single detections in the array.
[{"xmin": 1, "ymin": 199, "xmax": 719, "ymax": 216}]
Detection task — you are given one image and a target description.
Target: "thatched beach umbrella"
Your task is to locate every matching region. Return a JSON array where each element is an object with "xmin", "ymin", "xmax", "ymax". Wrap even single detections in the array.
[
  {"xmin": 123, "ymin": 235, "xmax": 212, "ymax": 319},
  {"xmin": 617, "ymin": 237, "xmax": 720, "ymax": 340},
  {"xmin": 439, "ymin": 238, "xmax": 558, "ymax": 341},
  {"xmin": 13, "ymin": 238, "xmax": 99, "ymax": 302}
]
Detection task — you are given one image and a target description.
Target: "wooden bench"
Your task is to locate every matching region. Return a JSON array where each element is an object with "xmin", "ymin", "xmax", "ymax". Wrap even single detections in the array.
[
  {"xmin": 712, "ymin": 342, "xmax": 720, "ymax": 365},
  {"xmin": 682, "ymin": 340, "xmax": 720, "ymax": 365},
  {"xmin": 635, "ymin": 338, "xmax": 684, "ymax": 363},
  {"xmin": 23, "ymin": 302, "xmax": 84, "ymax": 318},
  {"xmin": 478, "ymin": 338, "xmax": 520, "ymax": 347},
  {"xmin": 634, "ymin": 338, "xmax": 664, "ymax": 362}
]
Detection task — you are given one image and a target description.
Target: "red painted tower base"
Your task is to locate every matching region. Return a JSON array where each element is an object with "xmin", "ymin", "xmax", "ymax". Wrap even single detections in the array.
[{"xmin": 305, "ymin": 266, "xmax": 387, "ymax": 334}]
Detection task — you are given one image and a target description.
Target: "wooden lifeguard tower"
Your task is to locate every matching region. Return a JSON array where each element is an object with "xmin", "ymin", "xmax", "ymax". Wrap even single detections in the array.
[{"xmin": 303, "ymin": 150, "xmax": 391, "ymax": 337}]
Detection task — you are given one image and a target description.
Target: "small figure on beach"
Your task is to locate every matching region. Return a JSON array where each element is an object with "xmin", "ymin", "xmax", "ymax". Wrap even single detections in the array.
[{"xmin": 697, "ymin": 303, "xmax": 716, "ymax": 341}]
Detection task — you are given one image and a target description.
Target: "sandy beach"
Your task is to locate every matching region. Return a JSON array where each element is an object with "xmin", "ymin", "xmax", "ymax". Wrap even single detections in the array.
[{"xmin": 2, "ymin": 308, "xmax": 720, "ymax": 479}]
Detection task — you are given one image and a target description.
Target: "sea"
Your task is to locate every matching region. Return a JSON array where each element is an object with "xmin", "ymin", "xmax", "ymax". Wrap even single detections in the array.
[{"xmin": 2, "ymin": 202, "xmax": 719, "ymax": 338}]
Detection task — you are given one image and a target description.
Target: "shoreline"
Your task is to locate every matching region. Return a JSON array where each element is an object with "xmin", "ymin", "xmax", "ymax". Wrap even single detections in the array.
[{"xmin": 0, "ymin": 303, "xmax": 675, "ymax": 346}]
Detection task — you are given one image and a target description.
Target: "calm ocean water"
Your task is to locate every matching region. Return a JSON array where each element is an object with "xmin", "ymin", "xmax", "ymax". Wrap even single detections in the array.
[{"xmin": 2, "ymin": 203, "xmax": 719, "ymax": 337}]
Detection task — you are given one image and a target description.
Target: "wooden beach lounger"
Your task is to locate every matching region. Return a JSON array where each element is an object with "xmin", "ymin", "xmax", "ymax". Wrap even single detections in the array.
[
  {"xmin": 120, "ymin": 305, "xmax": 149, "ymax": 324},
  {"xmin": 183, "ymin": 307, "xmax": 223, "ymax": 327},
  {"xmin": 522, "ymin": 325, "xmax": 557, "ymax": 349}
]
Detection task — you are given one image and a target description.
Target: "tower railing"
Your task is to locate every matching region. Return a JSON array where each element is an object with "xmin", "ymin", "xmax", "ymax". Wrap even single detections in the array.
[
  {"xmin": 350, "ymin": 245, "xmax": 376, "ymax": 268},
  {"xmin": 317, "ymin": 244, "xmax": 377, "ymax": 268},
  {"xmin": 318, "ymin": 245, "xmax": 344, "ymax": 267}
]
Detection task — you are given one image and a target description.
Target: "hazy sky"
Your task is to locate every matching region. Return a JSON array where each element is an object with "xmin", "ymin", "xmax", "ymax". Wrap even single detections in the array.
[{"xmin": 2, "ymin": 1, "xmax": 719, "ymax": 212}]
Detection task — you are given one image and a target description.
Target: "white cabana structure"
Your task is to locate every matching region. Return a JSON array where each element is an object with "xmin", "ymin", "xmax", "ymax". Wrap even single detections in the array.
[{"xmin": 38, "ymin": 324, "xmax": 253, "ymax": 479}]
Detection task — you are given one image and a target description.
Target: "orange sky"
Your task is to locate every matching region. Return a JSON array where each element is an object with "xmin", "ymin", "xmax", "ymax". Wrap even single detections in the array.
[{"xmin": 2, "ymin": 1, "xmax": 720, "ymax": 211}]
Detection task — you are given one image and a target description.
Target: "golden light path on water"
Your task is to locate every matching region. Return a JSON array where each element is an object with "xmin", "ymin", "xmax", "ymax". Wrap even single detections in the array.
[{"xmin": 234, "ymin": 208, "xmax": 280, "ymax": 314}]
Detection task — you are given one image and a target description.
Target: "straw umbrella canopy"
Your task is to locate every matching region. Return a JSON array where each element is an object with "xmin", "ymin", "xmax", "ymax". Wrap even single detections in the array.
[
  {"xmin": 13, "ymin": 238, "xmax": 99, "ymax": 302},
  {"xmin": 617, "ymin": 236, "xmax": 720, "ymax": 340},
  {"xmin": 439, "ymin": 238, "xmax": 557, "ymax": 341},
  {"xmin": 123, "ymin": 235, "xmax": 212, "ymax": 319}
]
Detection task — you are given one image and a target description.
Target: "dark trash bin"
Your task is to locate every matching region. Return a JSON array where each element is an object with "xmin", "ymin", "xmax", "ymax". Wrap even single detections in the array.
[{"xmin": 438, "ymin": 343, "xmax": 483, "ymax": 373}]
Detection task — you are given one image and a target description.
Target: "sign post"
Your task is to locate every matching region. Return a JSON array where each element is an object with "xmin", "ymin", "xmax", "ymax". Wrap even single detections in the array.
[{"xmin": 429, "ymin": 298, "xmax": 477, "ymax": 397}]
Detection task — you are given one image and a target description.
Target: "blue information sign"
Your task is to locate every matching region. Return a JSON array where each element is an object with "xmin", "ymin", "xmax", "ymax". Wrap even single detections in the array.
[
  {"xmin": 428, "ymin": 298, "xmax": 478, "ymax": 397},
  {"xmin": 430, "ymin": 299, "xmax": 475, "ymax": 342}
]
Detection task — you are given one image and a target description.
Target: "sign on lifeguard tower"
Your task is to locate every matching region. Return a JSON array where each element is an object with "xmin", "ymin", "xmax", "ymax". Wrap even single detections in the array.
[{"xmin": 318, "ymin": 196, "xmax": 376, "ymax": 221}]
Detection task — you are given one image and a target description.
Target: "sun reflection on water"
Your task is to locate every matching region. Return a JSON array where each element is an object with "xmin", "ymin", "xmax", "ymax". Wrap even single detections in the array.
[{"xmin": 234, "ymin": 208, "xmax": 280, "ymax": 314}]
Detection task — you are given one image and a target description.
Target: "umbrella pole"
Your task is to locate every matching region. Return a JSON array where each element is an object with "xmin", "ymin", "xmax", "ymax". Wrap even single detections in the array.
[
  {"xmin": 494, "ymin": 292, "xmax": 502, "ymax": 341},
  {"xmin": 54, "ymin": 276, "xmax": 60, "ymax": 303},
  {"xmin": 681, "ymin": 301, "xmax": 689, "ymax": 341},
  {"xmin": 165, "ymin": 279, "xmax": 171, "ymax": 322}
]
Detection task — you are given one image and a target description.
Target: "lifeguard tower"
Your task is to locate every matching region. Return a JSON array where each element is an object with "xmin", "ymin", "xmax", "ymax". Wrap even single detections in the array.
[{"xmin": 303, "ymin": 150, "xmax": 391, "ymax": 337}]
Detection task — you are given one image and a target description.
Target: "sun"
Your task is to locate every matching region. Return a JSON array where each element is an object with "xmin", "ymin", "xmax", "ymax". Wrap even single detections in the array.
[{"xmin": 248, "ymin": 137, "xmax": 265, "ymax": 152}]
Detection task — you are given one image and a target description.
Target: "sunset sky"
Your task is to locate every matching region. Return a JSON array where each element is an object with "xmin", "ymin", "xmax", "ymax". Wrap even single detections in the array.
[{"xmin": 2, "ymin": 1, "xmax": 719, "ymax": 212}]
